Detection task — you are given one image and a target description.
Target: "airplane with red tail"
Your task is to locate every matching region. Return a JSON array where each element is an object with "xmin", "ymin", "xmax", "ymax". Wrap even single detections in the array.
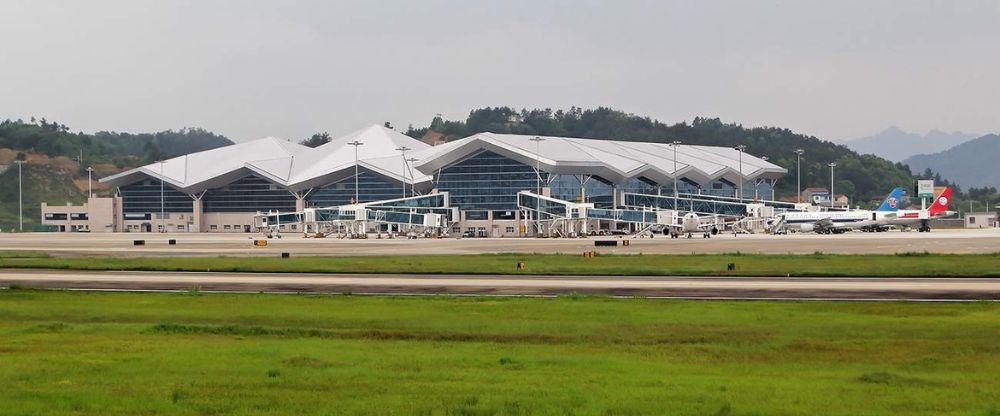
[{"xmin": 885, "ymin": 186, "xmax": 954, "ymax": 232}]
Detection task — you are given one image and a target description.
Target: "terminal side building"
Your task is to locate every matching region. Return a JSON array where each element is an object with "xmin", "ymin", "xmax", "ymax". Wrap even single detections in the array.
[{"xmin": 45, "ymin": 125, "xmax": 785, "ymax": 235}]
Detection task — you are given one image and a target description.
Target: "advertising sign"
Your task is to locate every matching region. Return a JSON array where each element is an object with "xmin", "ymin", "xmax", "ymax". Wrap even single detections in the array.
[{"xmin": 917, "ymin": 180, "xmax": 935, "ymax": 198}]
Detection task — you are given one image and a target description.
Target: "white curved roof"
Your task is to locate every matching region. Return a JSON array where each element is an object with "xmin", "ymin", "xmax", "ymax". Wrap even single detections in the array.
[
  {"xmin": 102, "ymin": 126, "xmax": 785, "ymax": 194},
  {"xmin": 412, "ymin": 133, "xmax": 785, "ymax": 185}
]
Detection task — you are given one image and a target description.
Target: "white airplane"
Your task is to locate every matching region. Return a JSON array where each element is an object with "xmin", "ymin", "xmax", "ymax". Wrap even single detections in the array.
[
  {"xmin": 773, "ymin": 187, "xmax": 906, "ymax": 234},
  {"xmin": 662, "ymin": 212, "xmax": 722, "ymax": 238}
]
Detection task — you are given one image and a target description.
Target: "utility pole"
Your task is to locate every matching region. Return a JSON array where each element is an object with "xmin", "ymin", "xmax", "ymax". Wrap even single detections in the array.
[
  {"xmin": 529, "ymin": 136, "xmax": 546, "ymax": 235},
  {"xmin": 159, "ymin": 161, "xmax": 165, "ymax": 233},
  {"xmin": 735, "ymin": 145, "xmax": 746, "ymax": 200},
  {"xmin": 794, "ymin": 149, "xmax": 804, "ymax": 203},
  {"xmin": 15, "ymin": 160, "xmax": 26, "ymax": 231},
  {"xmin": 828, "ymin": 162, "xmax": 837, "ymax": 209},
  {"xmin": 406, "ymin": 157, "xmax": 419, "ymax": 197},
  {"xmin": 395, "ymin": 146, "xmax": 411, "ymax": 198},
  {"xmin": 671, "ymin": 141, "xmax": 681, "ymax": 211},
  {"xmin": 348, "ymin": 140, "xmax": 364, "ymax": 203},
  {"xmin": 86, "ymin": 167, "xmax": 94, "ymax": 198}
]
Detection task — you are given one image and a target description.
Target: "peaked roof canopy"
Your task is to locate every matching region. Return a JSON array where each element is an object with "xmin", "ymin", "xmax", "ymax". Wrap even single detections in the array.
[
  {"xmin": 102, "ymin": 126, "xmax": 785, "ymax": 194},
  {"xmin": 412, "ymin": 133, "xmax": 786, "ymax": 186}
]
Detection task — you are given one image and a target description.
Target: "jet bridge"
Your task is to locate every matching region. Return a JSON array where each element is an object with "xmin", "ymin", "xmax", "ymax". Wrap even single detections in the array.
[
  {"xmin": 624, "ymin": 192, "xmax": 797, "ymax": 216},
  {"xmin": 255, "ymin": 192, "xmax": 456, "ymax": 238},
  {"xmin": 517, "ymin": 191, "xmax": 676, "ymax": 237}
]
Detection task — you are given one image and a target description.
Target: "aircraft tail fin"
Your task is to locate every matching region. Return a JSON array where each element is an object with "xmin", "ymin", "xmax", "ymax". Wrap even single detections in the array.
[
  {"xmin": 876, "ymin": 187, "xmax": 905, "ymax": 212},
  {"xmin": 928, "ymin": 187, "xmax": 953, "ymax": 215}
]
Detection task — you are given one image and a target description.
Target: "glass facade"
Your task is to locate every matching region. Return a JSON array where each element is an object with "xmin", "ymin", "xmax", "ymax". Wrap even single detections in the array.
[
  {"xmin": 550, "ymin": 175, "xmax": 616, "ymax": 208},
  {"xmin": 203, "ymin": 176, "xmax": 296, "ymax": 213},
  {"xmin": 120, "ymin": 180, "xmax": 191, "ymax": 214},
  {"xmin": 435, "ymin": 150, "xmax": 546, "ymax": 211},
  {"xmin": 307, "ymin": 169, "xmax": 404, "ymax": 207}
]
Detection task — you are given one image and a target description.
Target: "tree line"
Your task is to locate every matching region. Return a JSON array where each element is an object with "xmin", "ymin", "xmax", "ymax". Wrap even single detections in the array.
[
  {"xmin": 402, "ymin": 107, "xmax": 919, "ymax": 205},
  {"xmin": 0, "ymin": 117, "xmax": 233, "ymax": 170}
]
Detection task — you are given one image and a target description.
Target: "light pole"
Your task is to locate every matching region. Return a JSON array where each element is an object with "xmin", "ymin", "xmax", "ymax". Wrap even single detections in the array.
[
  {"xmin": 395, "ymin": 146, "xmax": 411, "ymax": 198},
  {"xmin": 86, "ymin": 167, "xmax": 94, "ymax": 198},
  {"xmin": 794, "ymin": 149, "xmax": 804, "ymax": 203},
  {"xmin": 159, "ymin": 161, "xmax": 165, "ymax": 233},
  {"xmin": 405, "ymin": 157, "xmax": 419, "ymax": 197},
  {"xmin": 529, "ymin": 136, "xmax": 546, "ymax": 235},
  {"xmin": 671, "ymin": 141, "xmax": 681, "ymax": 211},
  {"xmin": 735, "ymin": 145, "xmax": 746, "ymax": 200},
  {"xmin": 759, "ymin": 156, "xmax": 769, "ymax": 200},
  {"xmin": 348, "ymin": 140, "xmax": 364, "ymax": 203},
  {"xmin": 828, "ymin": 162, "xmax": 837, "ymax": 209},
  {"xmin": 15, "ymin": 160, "xmax": 26, "ymax": 231}
]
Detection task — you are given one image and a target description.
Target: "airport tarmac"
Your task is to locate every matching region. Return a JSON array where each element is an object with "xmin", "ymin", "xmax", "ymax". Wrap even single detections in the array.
[
  {"xmin": 2, "ymin": 269, "xmax": 997, "ymax": 300},
  {"xmin": 0, "ymin": 228, "xmax": 999, "ymax": 256}
]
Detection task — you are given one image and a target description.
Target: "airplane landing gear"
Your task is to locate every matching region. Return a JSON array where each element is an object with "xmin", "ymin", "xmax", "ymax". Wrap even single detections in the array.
[{"xmin": 703, "ymin": 232, "xmax": 711, "ymax": 238}]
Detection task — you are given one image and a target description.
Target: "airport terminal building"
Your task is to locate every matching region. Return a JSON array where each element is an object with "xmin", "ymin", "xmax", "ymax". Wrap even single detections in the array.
[{"xmin": 62, "ymin": 125, "xmax": 785, "ymax": 235}]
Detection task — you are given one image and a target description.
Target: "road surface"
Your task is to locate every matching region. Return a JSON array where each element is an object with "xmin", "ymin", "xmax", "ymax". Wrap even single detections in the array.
[{"xmin": 2, "ymin": 269, "xmax": 998, "ymax": 300}]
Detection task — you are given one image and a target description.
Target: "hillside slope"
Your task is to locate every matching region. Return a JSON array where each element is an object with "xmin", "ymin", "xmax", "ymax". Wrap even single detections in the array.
[
  {"xmin": 0, "ymin": 162, "xmax": 84, "ymax": 228},
  {"xmin": 904, "ymin": 134, "xmax": 1000, "ymax": 189}
]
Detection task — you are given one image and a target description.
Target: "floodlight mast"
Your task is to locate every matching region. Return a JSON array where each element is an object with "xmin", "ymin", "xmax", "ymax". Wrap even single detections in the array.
[
  {"xmin": 794, "ymin": 149, "xmax": 804, "ymax": 203},
  {"xmin": 529, "ymin": 136, "xmax": 546, "ymax": 235},
  {"xmin": 348, "ymin": 140, "xmax": 365, "ymax": 203},
  {"xmin": 735, "ymin": 145, "xmax": 747, "ymax": 200}
]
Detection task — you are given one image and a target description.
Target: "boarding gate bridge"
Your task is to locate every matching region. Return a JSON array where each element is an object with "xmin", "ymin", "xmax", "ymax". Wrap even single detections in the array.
[
  {"xmin": 623, "ymin": 192, "xmax": 800, "ymax": 233},
  {"xmin": 255, "ymin": 192, "xmax": 456, "ymax": 238},
  {"xmin": 517, "ymin": 191, "xmax": 680, "ymax": 237}
]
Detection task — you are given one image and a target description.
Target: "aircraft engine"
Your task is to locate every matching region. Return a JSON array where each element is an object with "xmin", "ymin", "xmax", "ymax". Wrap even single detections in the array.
[{"xmin": 800, "ymin": 224, "xmax": 814, "ymax": 233}]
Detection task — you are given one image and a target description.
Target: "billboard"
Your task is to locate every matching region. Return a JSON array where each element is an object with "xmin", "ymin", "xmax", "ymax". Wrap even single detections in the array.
[{"xmin": 917, "ymin": 180, "xmax": 935, "ymax": 198}]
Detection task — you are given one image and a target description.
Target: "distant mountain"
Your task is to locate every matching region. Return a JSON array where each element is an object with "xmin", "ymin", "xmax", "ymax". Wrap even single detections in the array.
[
  {"xmin": 903, "ymin": 134, "xmax": 1000, "ymax": 189},
  {"xmin": 845, "ymin": 127, "xmax": 978, "ymax": 162}
]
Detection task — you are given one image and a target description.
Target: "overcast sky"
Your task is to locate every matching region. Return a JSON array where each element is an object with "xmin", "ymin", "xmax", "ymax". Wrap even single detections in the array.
[{"xmin": 1, "ymin": 0, "xmax": 998, "ymax": 143}]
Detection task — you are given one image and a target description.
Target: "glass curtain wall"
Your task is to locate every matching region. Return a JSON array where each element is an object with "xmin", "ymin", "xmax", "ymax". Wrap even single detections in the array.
[
  {"xmin": 120, "ymin": 180, "xmax": 191, "ymax": 214},
  {"xmin": 435, "ymin": 150, "xmax": 545, "ymax": 211},
  {"xmin": 203, "ymin": 176, "xmax": 296, "ymax": 213},
  {"xmin": 307, "ymin": 169, "xmax": 404, "ymax": 207}
]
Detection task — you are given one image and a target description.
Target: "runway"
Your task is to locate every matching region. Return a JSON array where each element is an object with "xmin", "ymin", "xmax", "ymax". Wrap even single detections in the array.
[
  {"xmin": 1, "ymin": 228, "xmax": 1000, "ymax": 256},
  {"xmin": 2, "ymin": 269, "xmax": 998, "ymax": 300}
]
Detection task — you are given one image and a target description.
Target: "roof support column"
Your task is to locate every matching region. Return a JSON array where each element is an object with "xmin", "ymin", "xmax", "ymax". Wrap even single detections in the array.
[
  {"xmin": 578, "ymin": 175, "xmax": 592, "ymax": 203},
  {"xmin": 289, "ymin": 188, "xmax": 313, "ymax": 212},
  {"xmin": 188, "ymin": 190, "xmax": 206, "ymax": 233}
]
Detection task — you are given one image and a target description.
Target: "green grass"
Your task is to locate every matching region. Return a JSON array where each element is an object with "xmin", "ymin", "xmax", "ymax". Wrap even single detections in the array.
[
  {"xmin": 0, "ymin": 289, "xmax": 998, "ymax": 415},
  {"xmin": 3, "ymin": 252, "xmax": 1000, "ymax": 277}
]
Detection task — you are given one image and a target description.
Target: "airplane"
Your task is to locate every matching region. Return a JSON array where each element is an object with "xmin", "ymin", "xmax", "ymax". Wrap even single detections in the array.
[
  {"xmin": 657, "ymin": 195, "xmax": 727, "ymax": 238},
  {"xmin": 663, "ymin": 211, "xmax": 721, "ymax": 239},
  {"xmin": 882, "ymin": 186, "xmax": 954, "ymax": 232},
  {"xmin": 773, "ymin": 187, "xmax": 905, "ymax": 234}
]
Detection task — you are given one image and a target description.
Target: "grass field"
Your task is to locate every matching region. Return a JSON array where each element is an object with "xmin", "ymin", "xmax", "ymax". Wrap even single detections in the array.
[
  {"xmin": 3, "ymin": 251, "xmax": 1000, "ymax": 277},
  {"xmin": 1, "ymin": 289, "xmax": 998, "ymax": 415}
]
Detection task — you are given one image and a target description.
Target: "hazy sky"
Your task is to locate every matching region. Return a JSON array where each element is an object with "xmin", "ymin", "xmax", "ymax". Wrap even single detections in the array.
[{"xmin": 2, "ymin": 0, "xmax": 998, "ymax": 143}]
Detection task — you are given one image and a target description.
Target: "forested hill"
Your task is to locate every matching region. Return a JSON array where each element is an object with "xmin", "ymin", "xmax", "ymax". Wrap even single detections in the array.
[
  {"xmin": 0, "ymin": 117, "xmax": 233, "ymax": 226},
  {"xmin": 904, "ymin": 134, "xmax": 1000, "ymax": 190},
  {"xmin": 405, "ymin": 107, "xmax": 916, "ymax": 204},
  {"xmin": 0, "ymin": 118, "xmax": 233, "ymax": 168}
]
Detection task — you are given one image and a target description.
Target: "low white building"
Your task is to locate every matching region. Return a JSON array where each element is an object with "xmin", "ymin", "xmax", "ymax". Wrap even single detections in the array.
[{"xmin": 965, "ymin": 212, "xmax": 997, "ymax": 228}]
